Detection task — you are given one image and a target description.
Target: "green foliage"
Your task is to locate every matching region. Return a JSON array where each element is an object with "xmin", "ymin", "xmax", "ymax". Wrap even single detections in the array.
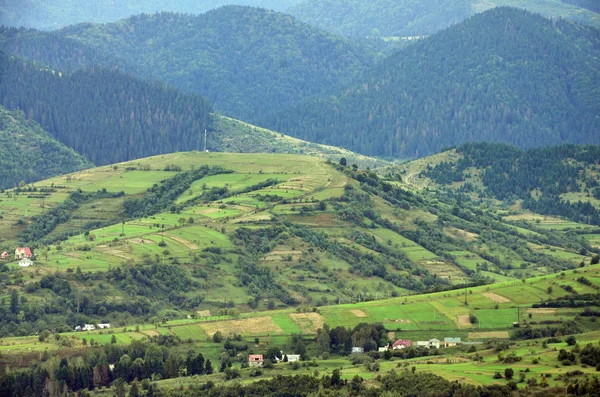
[
  {"xmin": 0, "ymin": 105, "xmax": 91, "ymax": 189},
  {"xmin": 265, "ymin": 8, "xmax": 600, "ymax": 158}
]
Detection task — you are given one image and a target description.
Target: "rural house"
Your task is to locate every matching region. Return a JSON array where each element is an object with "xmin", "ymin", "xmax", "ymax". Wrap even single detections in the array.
[
  {"xmin": 417, "ymin": 339, "xmax": 441, "ymax": 349},
  {"xmin": 444, "ymin": 337, "xmax": 461, "ymax": 347},
  {"xmin": 1, "ymin": 252, "xmax": 8, "ymax": 260},
  {"xmin": 15, "ymin": 247, "xmax": 32, "ymax": 260},
  {"xmin": 286, "ymin": 354, "xmax": 301, "ymax": 362},
  {"xmin": 18, "ymin": 258, "xmax": 33, "ymax": 267},
  {"xmin": 392, "ymin": 339, "xmax": 411, "ymax": 350},
  {"xmin": 249, "ymin": 354, "xmax": 264, "ymax": 367},
  {"xmin": 378, "ymin": 345, "xmax": 390, "ymax": 352},
  {"xmin": 351, "ymin": 347, "xmax": 364, "ymax": 353}
]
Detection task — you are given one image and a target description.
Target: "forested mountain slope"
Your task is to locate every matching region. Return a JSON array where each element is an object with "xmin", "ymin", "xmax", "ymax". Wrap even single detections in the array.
[
  {"xmin": 0, "ymin": 0, "xmax": 302, "ymax": 30},
  {"xmin": 0, "ymin": 53, "xmax": 213, "ymax": 165},
  {"xmin": 0, "ymin": 7, "xmax": 378, "ymax": 122},
  {"xmin": 287, "ymin": 0, "xmax": 600, "ymax": 37},
  {"xmin": 263, "ymin": 8, "xmax": 600, "ymax": 159},
  {"xmin": 412, "ymin": 143, "xmax": 600, "ymax": 226},
  {"xmin": 0, "ymin": 106, "xmax": 91, "ymax": 189}
]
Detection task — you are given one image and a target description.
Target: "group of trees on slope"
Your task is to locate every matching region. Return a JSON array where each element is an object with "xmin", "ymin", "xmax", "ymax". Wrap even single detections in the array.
[
  {"xmin": 0, "ymin": 52, "xmax": 213, "ymax": 165},
  {"xmin": 424, "ymin": 143, "xmax": 600, "ymax": 225},
  {"xmin": 263, "ymin": 7, "xmax": 600, "ymax": 158}
]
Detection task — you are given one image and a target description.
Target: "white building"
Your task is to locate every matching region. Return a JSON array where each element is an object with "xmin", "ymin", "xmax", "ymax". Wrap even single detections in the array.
[
  {"xmin": 82, "ymin": 324, "xmax": 96, "ymax": 331},
  {"xmin": 98, "ymin": 324, "xmax": 111, "ymax": 329},
  {"xmin": 351, "ymin": 347, "xmax": 364, "ymax": 353},
  {"xmin": 18, "ymin": 258, "xmax": 33, "ymax": 267}
]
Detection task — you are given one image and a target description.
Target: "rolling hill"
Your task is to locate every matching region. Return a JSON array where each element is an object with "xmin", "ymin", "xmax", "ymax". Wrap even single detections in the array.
[
  {"xmin": 263, "ymin": 7, "xmax": 600, "ymax": 159},
  {"xmin": 287, "ymin": 0, "xmax": 600, "ymax": 37},
  {"xmin": 0, "ymin": 6, "xmax": 379, "ymax": 122},
  {"xmin": 0, "ymin": 105, "xmax": 91, "ymax": 189},
  {"xmin": 1, "ymin": 150, "xmax": 598, "ymax": 330}
]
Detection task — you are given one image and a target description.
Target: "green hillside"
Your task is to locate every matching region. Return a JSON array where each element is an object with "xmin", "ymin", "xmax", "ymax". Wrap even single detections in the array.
[
  {"xmin": 288, "ymin": 0, "xmax": 600, "ymax": 37},
  {"xmin": 0, "ymin": 151, "xmax": 599, "ymax": 395},
  {"xmin": 0, "ymin": 105, "xmax": 91, "ymax": 189},
  {"xmin": 0, "ymin": 6, "xmax": 378, "ymax": 122},
  {"xmin": 264, "ymin": 7, "xmax": 600, "ymax": 158},
  {"xmin": 1, "ymin": 151, "xmax": 598, "ymax": 331}
]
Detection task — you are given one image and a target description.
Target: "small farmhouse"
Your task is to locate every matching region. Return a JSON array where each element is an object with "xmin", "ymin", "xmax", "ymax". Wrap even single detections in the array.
[
  {"xmin": 392, "ymin": 339, "xmax": 411, "ymax": 350},
  {"xmin": 417, "ymin": 339, "xmax": 441, "ymax": 349},
  {"xmin": 249, "ymin": 354, "xmax": 264, "ymax": 367},
  {"xmin": 1, "ymin": 252, "xmax": 8, "ymax": 260},
  {"xmin": 98, "ymin": 324, "xmax": 111, "ymax": 329},
  {"xmin": 82, "ymin": 324, "xmax": 96, "ymax": 331},
  {"xmin": 444, "ymin": 337, "xmax": 461, "ymax": 347},
  {"xmin": 378, "ymin": 346, "xmax": 389, "ymax": 352},
  {"xmin": 18, "ymin": 258, "xmax": 33, "ymax": 267},
  {"xmin": 351, "ymin": 347, "xmax": 364, "ymax": 353},
  {"xmin": 15, "ymin": 247, "xmax": 33, "ymax": 260},
  {"xmin": 286, "ymin": 354, "xmax": 301, "ymax": 362}
]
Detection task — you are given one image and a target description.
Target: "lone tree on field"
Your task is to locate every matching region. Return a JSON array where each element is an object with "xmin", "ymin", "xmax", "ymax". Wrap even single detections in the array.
[{"xmin": 339, "ymin": 157, "xmax": 347, "ymax": 167}]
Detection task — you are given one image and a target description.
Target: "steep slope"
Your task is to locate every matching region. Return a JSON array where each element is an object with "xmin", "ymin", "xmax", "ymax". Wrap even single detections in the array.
[
  {"xmin": 0, "ymin": 7, "xmax": 378, "ymax": 122},
  {"xmin": 0, "ymin": 0, "xmax": 302, "ymax": 30},
  {"xmin": 0, "ymin": 52, "xmax": 213, "ymax": 165},
  {"xmin": 263, "ymin": 7, "xmax": 600, "ymax": 158},
  {"xmin": 0, "ymin": 105, "xmax": 91, "ymax": 189},
  {"xmin": 288, "ymin": 0, "xmax": 600, "ymax": 37}
]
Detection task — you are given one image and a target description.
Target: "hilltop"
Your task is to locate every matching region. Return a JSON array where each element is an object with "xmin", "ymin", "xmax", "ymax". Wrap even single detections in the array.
[
  {"xmin": 0, "ymin": 6, "xmax": 378, "ymax": 122},
  {"xmin": 264, "ymin": 7, "xmax": 600, "ymax": 158},
  {"xmin": 0, "ymin": 105, "xmax": 91, "ymax": 189}
]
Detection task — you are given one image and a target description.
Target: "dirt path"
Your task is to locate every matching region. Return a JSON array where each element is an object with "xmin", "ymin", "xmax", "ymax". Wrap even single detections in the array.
[
  {"xmin": 483, "ymin": 293, "xmax": 510, "ymax": 303},
  {"xmin": 165, "ymin": 234, "xmax": 199, "ymax": 250}
]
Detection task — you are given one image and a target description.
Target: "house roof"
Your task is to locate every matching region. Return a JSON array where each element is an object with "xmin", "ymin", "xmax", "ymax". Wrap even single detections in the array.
[
  {"xmin": 393, "ymin": 339, "xmax": 411, "ymax": 347},
  {"xmin": 249, "ymin": 354, "xmax": 263, "ymax": 361},
  {"xmin": 429, "ymin": 339, "xmax": 440, "ymax": 342},
  {"xmin": 1, "ymin": 252, "xmax": 8, "ymax": 257},
  {"xmin": 16, "ymin": 247, "xmax": 32, "ymax": 256},
  {"xmin": 444, "ymin": 337, "xmax": 461, "ymax": 343}
]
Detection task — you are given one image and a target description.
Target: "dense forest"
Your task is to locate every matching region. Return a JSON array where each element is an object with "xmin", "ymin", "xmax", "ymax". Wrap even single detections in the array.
[
  {"xmin": 423, "ymin": 143, "xmax": 600, "ymax": 225},
  {"xmin": 0, "ymin": 7, "xmax": 378, "ymax": 122},
  {"xmin": 288, "ymin": 0, "xmax": 472, "ymax": 37},
  {"xmin": 0, "ymin": 52, "xmax": 213, "ymax": 165},
  {"xmin": 263, "ymin": 7, "xmax": 600, "ymax": 158},
  {"xmin": 0, "ymin": 0, "xmax": 303, "ymax": 30},
  {"xmin": 0, "ymin": 105, "xmax": 91, "ymax": 189}
]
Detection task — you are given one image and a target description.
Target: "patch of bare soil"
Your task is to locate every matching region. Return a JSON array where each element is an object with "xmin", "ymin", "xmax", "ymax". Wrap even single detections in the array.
[{"xmin": 483, "ymin": 293, "xmax": 511, "ymax": 303}]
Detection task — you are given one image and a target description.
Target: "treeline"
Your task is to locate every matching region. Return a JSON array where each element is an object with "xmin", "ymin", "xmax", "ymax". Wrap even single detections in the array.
[
  {"xmin": 0, "ymin": 52, "xmax": 213, "ymax": 165},
  {"xmin": 561, "ymin": 0, "xmax": 600, "ymax": 13},
  {"xmin": 289, "ymin": 0, "xmax": 472, "ymax": 37},
  {"xmin": 424, "ymin": 143, "xmax": 600, "ymax": 225},
  {"xmin": 0, "ymin": 6, "xmax": 377, "ymax": 123},
  {"xmin": 0, "ymin": 106, "xmax": 91, "ymax": 189},
  {"xmin": 263, "ymin": 7, "xmax": 600, "ymax": 158}
]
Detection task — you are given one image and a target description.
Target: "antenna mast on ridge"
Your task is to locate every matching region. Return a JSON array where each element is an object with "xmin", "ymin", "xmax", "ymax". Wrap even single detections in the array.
[{"xmin": 203, "ymin": 129, "xmax": 208, "ymax": 152}]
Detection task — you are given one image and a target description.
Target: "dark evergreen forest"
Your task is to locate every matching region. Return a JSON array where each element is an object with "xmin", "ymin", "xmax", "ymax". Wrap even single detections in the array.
[
  {"xmin": 0, "ymin": 53, "xmax": 213, "ymax": 166},
  {"xmin": 0, "ymin": 6, "xmax": 378, "ymax": 122},
  {"xmin": 0, "ymin": 106, "xmax": 91, "ymax": 189},
  {"xmin": 263, "ymin": 7, "xmax": 600, "ymax": 159}
]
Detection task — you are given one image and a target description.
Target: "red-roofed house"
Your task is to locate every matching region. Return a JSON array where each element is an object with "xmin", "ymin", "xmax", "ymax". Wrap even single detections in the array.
[
  {"xmin": 392, "ymin": 339, "xmax": 411, "ymax": 350},
  {"xmin": 15, "ymin": 247, "xmax": 32, "ymax": 260},
  {"xmin": 1, "ymin": 252, "xmax": 8, "ymax": 260},
  {"xmin": 249, "ymin": 354, "xmax": 264, "ymax": 367}
]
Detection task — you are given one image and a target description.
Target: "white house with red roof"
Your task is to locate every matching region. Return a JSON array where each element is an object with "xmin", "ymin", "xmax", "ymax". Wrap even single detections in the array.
[
  {"xmin": 248, "ymin": 354, "xmax": 264, "ymax": 367},
  {"xmin": 392, "ymin": 339, "xmax": 411, "ymax": 350},
  {"xmin": 15, "ymin": 247, "xmax": 32, "ymax": 260}
]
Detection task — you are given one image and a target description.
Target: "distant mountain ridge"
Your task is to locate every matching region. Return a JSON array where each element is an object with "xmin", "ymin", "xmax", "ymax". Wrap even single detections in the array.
[
  {"xmin": 0, "ymin": 6, "xmax": 378, "ymax": 122},
  {"xmin": 262, "ymin": 7, "xmax": 600, "ymax": 159},
  {"xmin": 0, "ymin": 105, "xmax": 91, "ymax": 188}
]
